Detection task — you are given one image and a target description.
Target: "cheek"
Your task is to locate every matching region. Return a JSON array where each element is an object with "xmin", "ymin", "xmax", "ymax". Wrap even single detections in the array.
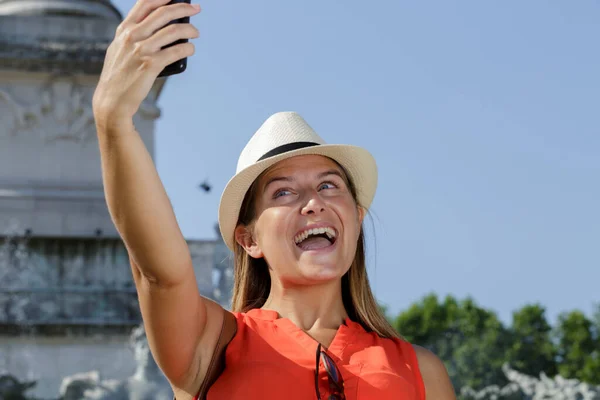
[
  {"xmin": 255, "ymin": 208, "xmax": 290, "ymax": 248},
  {"xmin": 338, "ymin": 199, "xmax": 361, "ymax": 231}
]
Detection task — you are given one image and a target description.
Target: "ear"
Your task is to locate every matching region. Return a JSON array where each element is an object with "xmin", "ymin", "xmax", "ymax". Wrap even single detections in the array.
[
  {"xmin": 357, "ymin": 205, "xmax": 366, "ymax": 225},
  {"xmin": 234, "ymin": 224, "xmax": 264, "ymax": 259}
]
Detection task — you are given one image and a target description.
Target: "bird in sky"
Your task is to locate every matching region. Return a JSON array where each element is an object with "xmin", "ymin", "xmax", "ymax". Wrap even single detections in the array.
[{"xmin": 199, "ymin": 180, "xmax": 212, "ymax": 193}]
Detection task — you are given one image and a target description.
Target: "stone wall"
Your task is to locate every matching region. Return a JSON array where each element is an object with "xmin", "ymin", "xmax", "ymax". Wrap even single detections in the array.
[
  {"xmin": 0, "ymin": 235, "xmax": 224, "ymax": 399},
  {"xmin": 0, "ymin": 335, "xmax": 135, "ymax": 398}
]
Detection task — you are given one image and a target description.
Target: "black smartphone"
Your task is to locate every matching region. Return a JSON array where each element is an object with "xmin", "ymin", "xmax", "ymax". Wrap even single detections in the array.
[{"xmin": 158, "ymin": 0, "xmax": 192, "ymax": 78}]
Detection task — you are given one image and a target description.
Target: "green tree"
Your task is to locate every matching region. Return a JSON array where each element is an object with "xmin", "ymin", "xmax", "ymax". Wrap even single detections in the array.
[
  {"xmin": 452, "ymin": 308, "xmax": 510, "ymax": 390},
  {"xmin": 554, "ymin": 310, "xmax": 599, "ymax": 384},
  {"xmin": 393, "ymin": 294, "xmax": 509, "ymax": 391},
  {"xmin": 591, "ymin": 303, "xmax": 600, "ymax": 342},
  {"xmin": 506, "ymin": 304, "xmax": 557, "ymax": 377},
  {"xmin": 580, "ymin": 303, "xmax": 600, "ymax": 384},
  {"xmin": 393, "ymin": 293, "xmax": 461, "ymax": 365}
]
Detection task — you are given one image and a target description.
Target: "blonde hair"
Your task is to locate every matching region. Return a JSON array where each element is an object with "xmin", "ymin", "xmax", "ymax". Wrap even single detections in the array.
[{"xmin": 230, "ymin": 158, "xmax": 399, "ymax": 338}]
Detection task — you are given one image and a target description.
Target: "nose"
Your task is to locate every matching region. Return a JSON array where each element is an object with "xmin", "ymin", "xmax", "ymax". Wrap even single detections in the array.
[{"xmin": 301, "ymin": 193, "xmax": 326, "ymax": 215}]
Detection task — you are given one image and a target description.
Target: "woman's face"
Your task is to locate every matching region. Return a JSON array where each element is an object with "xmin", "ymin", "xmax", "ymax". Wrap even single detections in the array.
[{"xmin": 236, "ymin": 155, "xmax": 364, "ymax": 286}]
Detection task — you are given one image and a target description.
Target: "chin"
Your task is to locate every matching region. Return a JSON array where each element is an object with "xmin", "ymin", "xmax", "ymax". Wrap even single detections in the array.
[{"xmin": 297, "ymin": 261, "xmax": 348, "ymax": 283}]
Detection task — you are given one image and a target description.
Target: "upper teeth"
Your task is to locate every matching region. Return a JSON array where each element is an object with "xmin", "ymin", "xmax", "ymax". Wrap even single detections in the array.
[{"xmin": 294, "ymin": 227, "xmax": 337, "ymax": 244}]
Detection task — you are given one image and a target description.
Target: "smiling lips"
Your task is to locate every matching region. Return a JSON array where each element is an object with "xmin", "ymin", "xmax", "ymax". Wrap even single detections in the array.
[{"xmin": 294, "ymin": 226, "xmax": 338, "ymax": 250}]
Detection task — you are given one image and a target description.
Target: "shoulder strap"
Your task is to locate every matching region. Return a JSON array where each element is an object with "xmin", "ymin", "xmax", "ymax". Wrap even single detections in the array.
[{"xmin": 196, "ymin": 310, "xmax": 237, "ymax": 400}]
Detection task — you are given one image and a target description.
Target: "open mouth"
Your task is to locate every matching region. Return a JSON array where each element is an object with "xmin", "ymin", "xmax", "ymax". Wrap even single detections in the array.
[{"xmin": 294, "ymin": 227, "xmax": 337, "ymax": 251}]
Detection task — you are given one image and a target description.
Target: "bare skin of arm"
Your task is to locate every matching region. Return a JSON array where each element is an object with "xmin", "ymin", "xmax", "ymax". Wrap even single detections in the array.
[
  {"xmin": 92, "ymin": 0, "xmax": 224, "ymax": 396},
  {"xmin": 414, "ymin": 345, "xmax": 457, "ymax": 400}
]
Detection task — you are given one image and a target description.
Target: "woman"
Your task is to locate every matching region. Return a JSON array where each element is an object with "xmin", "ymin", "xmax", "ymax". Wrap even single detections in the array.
[{"xmin": 92, "ymin": 1, "xmax": 456, "ymax": 399}]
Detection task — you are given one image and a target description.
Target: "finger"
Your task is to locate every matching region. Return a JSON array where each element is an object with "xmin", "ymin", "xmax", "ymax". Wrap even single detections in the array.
[
  {"xmin": 138, "ymin": 2, "xmax": 200, "ymax": 40},
  {"xmin": 153, "ymin": 42, "xmax": 196, "ymax": 72},
  {"xmin": 143, "ymin": 23, "xmax": 200, "ymax": 53},
  {"xmin": 125, "ymin": 0, "xmax": 171, "ymax": 25},
  {"xmin": 116, "ymin": 0, "xmax": 172, "ymax": 40}
]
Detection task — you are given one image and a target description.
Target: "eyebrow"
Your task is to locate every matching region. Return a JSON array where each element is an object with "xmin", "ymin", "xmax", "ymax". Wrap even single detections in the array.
[
  {"xmin": 318, "ymin": 169, "xmax": 345, "ymax": 180},
  {"xmin": 263, "ymin": 176, "xmax": 294, "ymax": 193},
  {"xmin": 262, "ymin": 169, "xmax": 345, "ymax": 193}
]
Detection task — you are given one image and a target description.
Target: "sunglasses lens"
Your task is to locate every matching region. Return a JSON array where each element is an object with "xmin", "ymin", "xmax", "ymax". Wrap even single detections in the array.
[
  {"xmin": 321, "ymin": 353, "xmax": 340, "ymax": 382},
  {"xmin": 316, "ymin": 347, "xmax": 345, "ymax": 399}
]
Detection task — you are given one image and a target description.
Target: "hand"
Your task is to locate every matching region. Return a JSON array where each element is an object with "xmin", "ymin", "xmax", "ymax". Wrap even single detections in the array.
[{"xmin": 92, "ymin": 0, "xmax": 201, "ymax": 129}]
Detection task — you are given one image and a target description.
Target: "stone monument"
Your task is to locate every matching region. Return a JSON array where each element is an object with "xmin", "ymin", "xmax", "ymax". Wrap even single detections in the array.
[
  {"xmin": 461, "ymin": 364, "xmax": 600, "ymax": 400},
  {"xmin": 58, "ymin": 326, "xmax": 173, "ymax": 400},
  {"xmin": 0, "ymin": 1, "xmax": 233, "ymax": 398}
]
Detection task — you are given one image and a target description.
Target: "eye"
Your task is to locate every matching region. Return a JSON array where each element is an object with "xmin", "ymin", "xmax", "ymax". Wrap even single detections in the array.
[
  {"xmin": 318, "ymin": 181, "xmax": 337, "ymax": 190},
  {"xmin": 273, "ymin": 188, "xmax": 292, "ymax": 198}
]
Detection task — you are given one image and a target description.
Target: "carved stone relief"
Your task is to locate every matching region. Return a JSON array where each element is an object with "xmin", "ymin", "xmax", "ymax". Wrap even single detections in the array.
[
  {"xmin": 0, "ymin": 75, "xmax": 161, "ymax": 145},
  {"xmin": 0, "ymin": 76, "xmax": 95, "ymax": 143}
]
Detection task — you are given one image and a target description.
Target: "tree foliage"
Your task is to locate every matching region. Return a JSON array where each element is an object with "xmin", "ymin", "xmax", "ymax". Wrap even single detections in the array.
[
  {"xmin": 506, "ymin": 304, "xmax": 557, "ymax": 377},
  {"xmin": 392, "ymin": 294, "xmax": 509, "ymax": 390},
  {"xmin": 555, "ymin": 308, "xmax": 600, "ymax": 383},
  {"xmin": 388, "ymin": 295, "xmax": 600, "ymax": 393}
]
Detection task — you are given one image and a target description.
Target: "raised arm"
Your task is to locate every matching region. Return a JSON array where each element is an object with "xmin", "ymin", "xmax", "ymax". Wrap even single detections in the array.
[{"xmin": 92, "ymin": 0, "xmax": 223, "ymax": 394}]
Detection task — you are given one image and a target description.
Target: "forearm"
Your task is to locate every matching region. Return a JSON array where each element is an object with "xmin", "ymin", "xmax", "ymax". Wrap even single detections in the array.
[{"xmin": 97, "ymin": 121, "xmax": 192, "ymax": 285}]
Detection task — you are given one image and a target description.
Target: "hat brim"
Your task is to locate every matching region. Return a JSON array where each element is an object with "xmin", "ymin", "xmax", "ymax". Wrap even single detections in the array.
[{"xmin": 218, "ymin": 144, "xmax": 377, "ymax": 251}]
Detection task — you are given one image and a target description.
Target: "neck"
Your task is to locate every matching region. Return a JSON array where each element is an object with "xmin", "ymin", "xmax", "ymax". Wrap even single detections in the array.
[{"xmin": 261, "ymin": 278, "xmax": 348, "ymax": 331}]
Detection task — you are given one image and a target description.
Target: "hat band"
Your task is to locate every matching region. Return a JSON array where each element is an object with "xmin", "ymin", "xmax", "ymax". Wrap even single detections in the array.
[{"xmin": 257, "ymin": 141, "xmax": 319, "ymax": 162}]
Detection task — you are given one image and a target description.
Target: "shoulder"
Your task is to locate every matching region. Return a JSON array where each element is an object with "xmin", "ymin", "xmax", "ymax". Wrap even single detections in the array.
[{"xmin": 412, "ymin": 344, "xmax": 456, "ymax": 400}]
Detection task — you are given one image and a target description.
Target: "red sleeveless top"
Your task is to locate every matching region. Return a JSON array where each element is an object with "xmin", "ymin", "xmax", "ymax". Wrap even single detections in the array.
[{"xmin": 197, "ymin": 308, "xmax": 425, "ymax": 400}]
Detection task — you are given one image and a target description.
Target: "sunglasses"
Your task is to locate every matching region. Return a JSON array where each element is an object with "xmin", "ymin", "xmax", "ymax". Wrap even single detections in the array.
[{"xmin": 314, "ymin": 343, "xmax": 346, "ymax": 400}]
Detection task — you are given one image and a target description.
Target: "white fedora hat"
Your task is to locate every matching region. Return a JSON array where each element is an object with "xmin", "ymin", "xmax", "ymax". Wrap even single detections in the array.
[{"xmin": 218, "ymin": 111, "xmax": 378, "ymax": 251}]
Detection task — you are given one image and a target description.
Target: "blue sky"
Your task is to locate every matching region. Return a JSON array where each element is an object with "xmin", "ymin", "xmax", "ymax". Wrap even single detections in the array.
[{"xmin": 112, "ymin": 1, "xmax": 599, "ymax": 324}]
